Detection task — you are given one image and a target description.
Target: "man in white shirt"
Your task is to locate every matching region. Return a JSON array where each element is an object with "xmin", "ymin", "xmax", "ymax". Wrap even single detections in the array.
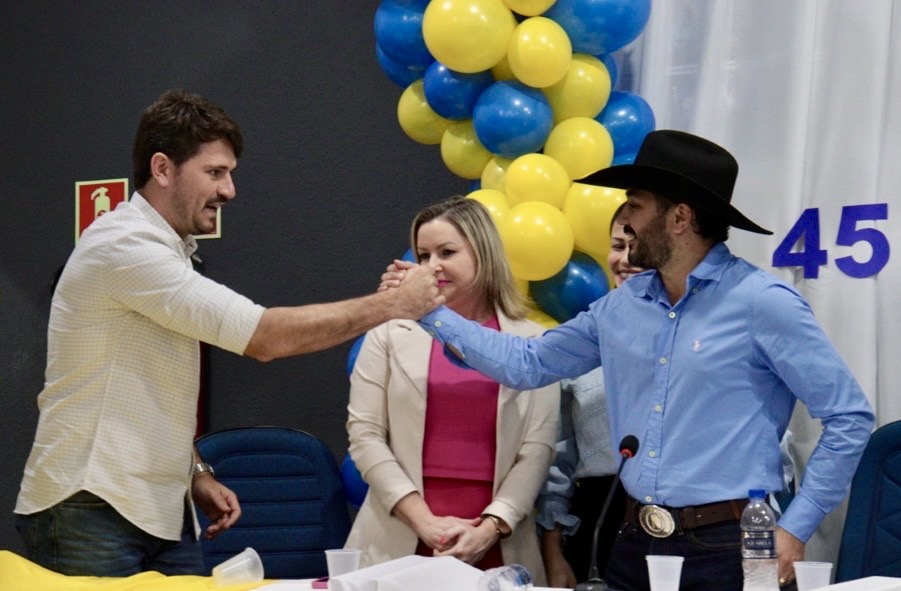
[{"xmin": 14, "ymin": 89, "xmax": 443, "ymax": 577}]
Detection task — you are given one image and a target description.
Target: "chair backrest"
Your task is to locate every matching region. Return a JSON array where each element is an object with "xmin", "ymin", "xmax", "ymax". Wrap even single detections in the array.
[
  {"xmin": 835, "ymin": 420, "xmax": 901, "ymax": 582},
  {"xmin": 195, "ymin": 426, "xmax": 352, "ymax": 579}
]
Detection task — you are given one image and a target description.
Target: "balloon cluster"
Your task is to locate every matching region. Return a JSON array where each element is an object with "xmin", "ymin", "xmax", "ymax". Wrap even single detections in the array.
[{"xmin": 376, "ymin": 0, "xmax": 655, "ymax": 327}]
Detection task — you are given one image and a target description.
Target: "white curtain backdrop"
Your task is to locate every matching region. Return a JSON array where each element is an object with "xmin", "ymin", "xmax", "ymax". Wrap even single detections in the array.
[{"xmin": 619, "ymin": 0, "xmax": 901, "ymax": 565}]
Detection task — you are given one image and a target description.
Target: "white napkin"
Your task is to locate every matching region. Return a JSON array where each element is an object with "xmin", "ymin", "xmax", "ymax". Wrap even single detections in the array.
[{"xmin": 330, "ymin": 556, "xmax": 482, "ymax": 591}]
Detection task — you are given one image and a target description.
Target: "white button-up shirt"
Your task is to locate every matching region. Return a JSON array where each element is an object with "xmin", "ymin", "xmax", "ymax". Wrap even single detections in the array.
[{"xmin": 16, "ymin": 193, "xmax": 264, "ymax": 540}]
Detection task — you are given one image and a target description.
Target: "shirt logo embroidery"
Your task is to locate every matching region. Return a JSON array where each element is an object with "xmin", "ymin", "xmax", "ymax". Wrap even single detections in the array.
[{"xmin": 692, "ymin": 339, "xmax": 702, "ymax": 352}]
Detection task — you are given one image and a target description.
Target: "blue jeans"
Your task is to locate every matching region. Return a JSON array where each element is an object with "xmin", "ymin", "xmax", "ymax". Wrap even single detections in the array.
[
  {"xmin": 15, "ymin": 490, "xmax": 205, "ymax": 576},
  {"xmin": 605, "ymin": 519, "xmax": 744, "ymax": 591}
]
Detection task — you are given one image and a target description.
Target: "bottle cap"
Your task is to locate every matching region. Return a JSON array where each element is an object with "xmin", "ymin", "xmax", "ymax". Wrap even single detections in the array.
[{"xmin": 748, "ymin": 489, "xmax": 767, "ymax": 498}]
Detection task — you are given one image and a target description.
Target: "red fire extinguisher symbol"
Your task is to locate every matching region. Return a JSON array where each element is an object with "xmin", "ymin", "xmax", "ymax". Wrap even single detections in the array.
[{"xmin": 75, "ymin": 178, "xmax": 128, "ymax": 242}]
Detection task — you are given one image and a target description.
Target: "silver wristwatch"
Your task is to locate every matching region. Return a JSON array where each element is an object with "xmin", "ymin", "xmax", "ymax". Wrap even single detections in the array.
[{"xmin": 192, "ymin": 462, "xmax": 215, "ymax": 478}]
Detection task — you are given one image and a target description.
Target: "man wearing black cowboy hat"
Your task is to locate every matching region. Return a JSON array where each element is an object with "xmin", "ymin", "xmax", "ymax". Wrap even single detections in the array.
[{"xmin": 404, "ymin": 130, "xmax": 874, "ymax": 590}]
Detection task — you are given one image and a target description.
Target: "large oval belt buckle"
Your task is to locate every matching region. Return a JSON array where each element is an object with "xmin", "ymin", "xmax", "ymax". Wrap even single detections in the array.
[{"xmin": 638, "ymin": 504, "xmax": 676, "ymax": 538}]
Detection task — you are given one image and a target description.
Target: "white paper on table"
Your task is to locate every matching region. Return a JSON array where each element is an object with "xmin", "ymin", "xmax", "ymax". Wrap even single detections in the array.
[
  {"xmin": 375, "ymin": 556, "xmax": 482, "ymax": 591},
  {"xmin": 821, "ymin": 577, "xmax": 901, "ymax": 591},
  {"xmin": 328, "ymin": 556, "xmax": 429, "ymax": 591},
  {"xmin": 329, "ymin": 555, "xmax": 482, "ymax": 591}
]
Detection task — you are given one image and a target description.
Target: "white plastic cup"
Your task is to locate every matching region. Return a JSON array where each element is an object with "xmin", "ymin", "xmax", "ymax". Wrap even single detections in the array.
[
  {"xmin": 794, "ymin": 561, "xmax": 833, "ymax": 591},
  {"xmin": 646, "ymin": 555, "xmax": 684, "ymax": 591},
  {"xmin": 325, "ymin": 549, "xmax": 361, "ymax": 578},
  {"xmin": 211, "ymin": 547, "xmax": 264, "ymax": 587}
]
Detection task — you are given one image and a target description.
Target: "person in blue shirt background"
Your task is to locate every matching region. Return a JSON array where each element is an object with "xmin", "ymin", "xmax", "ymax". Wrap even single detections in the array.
[
  {"xmin": 536, "ymin": 205, "xmax": 644, "ymax": 588},
  {"xmin": 395, "ymin": 130, "xmax": 874, "ymax": 591}
]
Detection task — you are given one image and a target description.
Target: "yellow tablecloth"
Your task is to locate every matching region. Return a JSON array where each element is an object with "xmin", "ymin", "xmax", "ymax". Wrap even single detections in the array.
[{"xmin": 0, "ymin": 550, "xmax": 265, "ymax": 591}]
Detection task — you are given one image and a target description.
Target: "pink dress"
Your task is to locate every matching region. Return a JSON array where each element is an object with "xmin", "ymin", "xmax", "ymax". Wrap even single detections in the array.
[{"xmin": 415, "ymin": 316, "xmax": 503, "ymax": 570}]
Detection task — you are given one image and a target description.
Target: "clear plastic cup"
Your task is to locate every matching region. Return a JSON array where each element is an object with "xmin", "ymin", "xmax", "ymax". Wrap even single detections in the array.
[
  {"xmin": 325, "ymin": 549, "xmax": 361, "ymax": 577},
  {"xmin": 211, "ymin": 547, "xmax": 264, "ymax": 587},
  {"xmin": 646, "ymin": 555, "xmax": 684, "ymax": 591},
  {"xmin": 794, "ymin": 561, "xmax": 833, "ymax": 591}
]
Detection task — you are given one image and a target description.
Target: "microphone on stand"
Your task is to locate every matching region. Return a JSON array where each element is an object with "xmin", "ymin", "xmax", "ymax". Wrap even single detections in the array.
[{"xmin": 574, "ymin": 435, "xmax": 640, "ymax": 591}]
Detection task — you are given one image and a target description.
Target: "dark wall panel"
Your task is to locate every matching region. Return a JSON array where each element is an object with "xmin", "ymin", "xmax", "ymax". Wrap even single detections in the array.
[{"xmin": 0, "ymin": 2, "xmax": 465, "ymax": 552}]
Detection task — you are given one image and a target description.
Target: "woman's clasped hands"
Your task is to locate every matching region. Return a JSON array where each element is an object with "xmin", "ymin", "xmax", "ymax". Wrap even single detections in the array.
[{"xmin": 420, "ymin": 514, "xmax": 502, "ymax": 565}]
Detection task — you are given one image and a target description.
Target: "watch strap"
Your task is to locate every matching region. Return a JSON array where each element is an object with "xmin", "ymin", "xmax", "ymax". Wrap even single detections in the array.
[{"xmin": 192, "ymin": 462, "xmax": 215, "ymax": 477}]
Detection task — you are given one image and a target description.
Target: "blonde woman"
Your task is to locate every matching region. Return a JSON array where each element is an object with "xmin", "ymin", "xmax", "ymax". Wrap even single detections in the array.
[{"xmin": 345, "ymin": 196, "xmax": 559, "ymax": 584}]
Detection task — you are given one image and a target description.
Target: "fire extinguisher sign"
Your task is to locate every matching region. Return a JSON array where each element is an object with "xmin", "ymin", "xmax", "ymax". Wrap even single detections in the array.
[{"xmin": 75, "ymin": 178, "xmax": 128, "ymax": 242}]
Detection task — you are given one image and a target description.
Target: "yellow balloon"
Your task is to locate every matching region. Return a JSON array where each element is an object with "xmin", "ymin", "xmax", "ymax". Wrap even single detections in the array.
[
  {"xmin": 481, "ymin": 156, "xmax": 513, "ymax": 192},
  {"xmin": 527, "ymin": 306, "xmax": 560, "ymax": 329},
  {"xmin": 508, "ymin": 17, "xmax": 572, "ymax": 89},
  {"xmin": 397, "ymin": 80, "xmax": 450, "ymax": 145},
  {"xmin": 543, "ymin": 54, "xmax": 612, "ymax": 123},
  {"xmin": 543, "ymin": 117, "xmax": 614, "ymax": 180},
  {"xmin": 491, "ymin": 54, "xmax": 516, "ymax": 81},
  {"xmin": 563, "ymin": 182, "xmax": 626, "ymax": 267},
  {"xmin": 514, "ymin": 276, "xmax": 531, "ymax": 299},
  {"xmin": 499, "ymin": 201, "xmax": 574, "ymax": 281},
  {"xmin": 441, "ymin": 120, "xmax": 493, "ymax": 179},
  {"xmin": 504, "ymin": 153, "xmax": 571, "ymax": 209},
  {"xmin": 423, "ymin": 0, "xmax": 517, "ymax": 73},
  {"xmin": 467, "ymin": 189, "xmax": 510, "ymax": 225},
  {"xmin": 501, "ymin": 0, "xmax": 558, "ymax": 17}
]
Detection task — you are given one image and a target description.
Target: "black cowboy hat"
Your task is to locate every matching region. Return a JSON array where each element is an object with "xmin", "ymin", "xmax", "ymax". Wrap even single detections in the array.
[{"xmin": 583, "ymin": 129, "xmax": 772, "ymax": 235}]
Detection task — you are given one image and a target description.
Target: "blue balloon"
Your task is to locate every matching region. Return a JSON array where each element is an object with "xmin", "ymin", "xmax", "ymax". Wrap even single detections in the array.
[
  {"xmin": 472, "ymin": 81, "xmax": 553, "ymax": 158},
  {"xmin": 595, "ymin": 91, "xmax": 656, "ymax": 158},
  {"xmin": 546, "ymin": 0, "xmax": 652, "ymax": 55},
  {"xmin": 340, "ymin": 453, "xmax": 369, "ymax": 510},
  {"xmin": 374, "ymin": 0, "xmax": 433, "ymax": 67},
  {"xmin": 375, "ymin": 43, "xmax": 430, "ymax": 88},
  {"xmin": 597, "ymin": 52, "xmax": 619, "ymax": 89},
  {"xmin": 468, "ymin": 178, "xmax": 481, "ymax": 192},
  {"xmin": 401, "ymin": 247, "xmax": 417, "ymax": 263},
  {"xmin": 346, "ymin": 334, "xmax": 366, "ymax": 376},
  {"xmin": 423, "ymin": 62, "xmax": 494, "ymax": 120},
  {"xmin": 612, "ymin": 152, "xmax": 636, "ymax": 166},
  {"xmin": 530, "ymin": 252, "xmax": 610, "ymax": 323}
]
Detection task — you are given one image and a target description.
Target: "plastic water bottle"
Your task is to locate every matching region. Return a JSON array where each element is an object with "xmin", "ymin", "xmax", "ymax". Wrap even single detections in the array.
[
  {"xmin": 476, "ymin": 564, "xmax": 533, "ymax": 591},
  {"xmin": 741, "ymin": 489, "xmax": 779, "ymax": 591}
]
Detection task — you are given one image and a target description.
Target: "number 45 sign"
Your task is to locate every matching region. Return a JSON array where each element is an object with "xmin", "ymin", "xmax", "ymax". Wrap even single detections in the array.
[{"xmin": 772, "ymin": 203, "xmax": 889, "ymax": 279}]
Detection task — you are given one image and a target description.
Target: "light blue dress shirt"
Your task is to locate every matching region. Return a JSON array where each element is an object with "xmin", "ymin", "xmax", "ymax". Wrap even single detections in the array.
[
  {"xmin": 535, "ymin": 368, "xmax": 617, "ymax": 535},
  {"xmin": 420, "ymin": 243, "xmax": 874, "ymax": 543}
]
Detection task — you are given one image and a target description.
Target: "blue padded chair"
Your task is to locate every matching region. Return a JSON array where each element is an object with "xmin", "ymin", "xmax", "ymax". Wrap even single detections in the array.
[
  {"xmin": 194, "ymin": 427, "xmax": 352, "ymax": 579},
  {"xmin": 835, "ymin": 420, "xmax": 901, "ymax": 582}
]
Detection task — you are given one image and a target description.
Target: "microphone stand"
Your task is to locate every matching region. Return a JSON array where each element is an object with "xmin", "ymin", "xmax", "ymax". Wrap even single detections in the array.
[{"xmin": 574, "ymin": 435, "xmax": 639, "ymax": 591}]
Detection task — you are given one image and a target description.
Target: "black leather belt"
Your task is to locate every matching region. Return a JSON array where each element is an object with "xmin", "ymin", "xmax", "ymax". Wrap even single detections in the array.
[{"xmin": 626, "ymin": 496, "xmax": 748, "ymax": 538}]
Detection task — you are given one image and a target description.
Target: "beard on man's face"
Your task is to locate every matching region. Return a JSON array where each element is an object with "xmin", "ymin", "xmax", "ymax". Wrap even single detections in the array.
[{"xmin": 626, "ymin": 214, "xmax": 672, "ymax": 270}]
